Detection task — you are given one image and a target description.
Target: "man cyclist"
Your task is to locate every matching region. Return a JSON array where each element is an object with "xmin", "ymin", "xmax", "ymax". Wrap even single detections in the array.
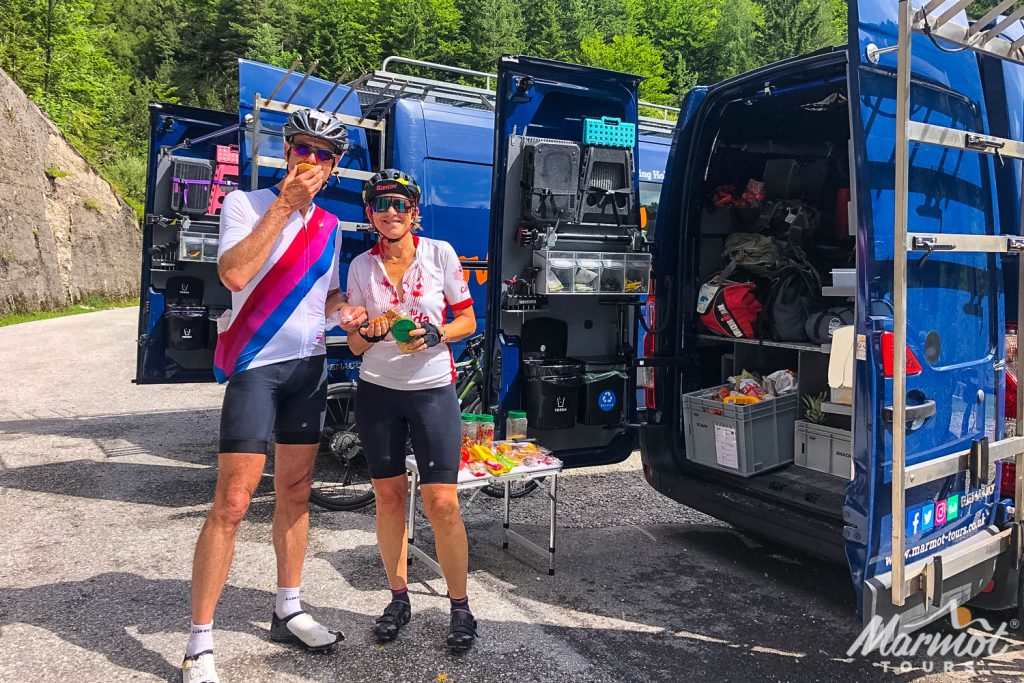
[{"xmin": 181, "ymin": 108, "xmax": 366, "ymax": 683}]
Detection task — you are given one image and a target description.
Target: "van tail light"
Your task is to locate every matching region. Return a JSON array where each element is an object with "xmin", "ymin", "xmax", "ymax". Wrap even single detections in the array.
[
  {"xmin": 881, "ymin": 331, "xmax": 923, "ymax": 377},
  {"xmin": 1000, "ymin": 460, "xmax": 1017, "ymax": 499},
  {"xmin": 642, "ymin": 281, "xmax": 656, "ymax": 410}
]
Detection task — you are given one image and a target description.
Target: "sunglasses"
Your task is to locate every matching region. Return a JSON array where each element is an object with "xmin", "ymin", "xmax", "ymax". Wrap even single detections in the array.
[
  {"xmin": 290, "ymin": 143, "xmax": 337, "ymax": 162},
  {"xmin": 371, "ymin": 197, "xmax": 413, "ymax": 213}
]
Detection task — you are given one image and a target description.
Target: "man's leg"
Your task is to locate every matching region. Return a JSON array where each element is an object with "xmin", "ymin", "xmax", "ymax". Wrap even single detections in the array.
[
  {"xmin": 271, "ymin": 442, "xmax": 317, "ymax": 591},
  {"xmin": 190, "ymin": 452, "xmax": 267, "ymax": 624}
]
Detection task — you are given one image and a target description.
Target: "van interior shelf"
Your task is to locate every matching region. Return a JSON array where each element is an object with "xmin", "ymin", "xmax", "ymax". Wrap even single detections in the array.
[
  {"xmin": 697, "ymin": 334, "xmax": 831, "ymax": 354},
  {"xmin": 822, "ymin": 401, "xmax": 852, "ymax": 416},
  {"xmin": 821, "ymin": 286, "xmax": 855, "ymax": 298}
]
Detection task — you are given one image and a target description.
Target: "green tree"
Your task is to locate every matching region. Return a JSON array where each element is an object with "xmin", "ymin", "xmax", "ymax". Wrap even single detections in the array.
[
  {"xmin": 634, "ymin": 0, "xmax": 717, "ymax": 93},
  {"xmin": 457, "ymin": 0, "xmax": 526, "ymax": 72},
  {"xmin": 756, "ymin": 0, "xmax": 837, "ymax": 64},
  {"xmin": 579, "ymin": 33, "xmax": 673, "ymax": 104},
  {"xmin": 521, "ymin": 0, "xmax": 569, "ymax": 60},
  {"xmin": 700, "ymin": 0, "xmax": 765, "ymax": 82}
]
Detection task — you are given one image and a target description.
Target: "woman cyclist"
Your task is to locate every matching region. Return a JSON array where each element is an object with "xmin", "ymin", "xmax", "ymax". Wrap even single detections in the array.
[{"xmin": 345, "ymin": 169, "xmax": 478, "ymax": 651}]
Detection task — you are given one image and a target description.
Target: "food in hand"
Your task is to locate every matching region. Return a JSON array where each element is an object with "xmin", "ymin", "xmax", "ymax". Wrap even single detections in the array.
[{"xmin": 297, "ymin": 162, "xmax": 318, "ymax": 173}]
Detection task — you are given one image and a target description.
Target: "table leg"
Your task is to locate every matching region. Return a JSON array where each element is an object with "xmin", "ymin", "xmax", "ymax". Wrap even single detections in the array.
[
  {"xmin": 407, "ymin": 471, "xmax": 418, "ymax": 565},
  {"xmin": 548, "ymin": 474, "xmax": 558, "ymax": 576},
  {"xmin": 502, "ymin": 479, "xmax": 511, "ymax": 550}
]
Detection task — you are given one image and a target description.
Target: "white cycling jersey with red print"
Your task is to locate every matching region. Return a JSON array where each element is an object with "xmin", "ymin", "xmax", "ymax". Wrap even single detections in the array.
[{"xmin": 345, "ymin": 236, "xmax": 473, "ymax": 390}]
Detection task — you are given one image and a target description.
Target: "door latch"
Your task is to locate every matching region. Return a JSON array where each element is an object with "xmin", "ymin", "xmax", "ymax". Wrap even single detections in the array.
[
  {"xmin": 965, "ymin": 133, "xmax": 1006, "ymax": 167},
  {"xmin": 969, "ymin": 437, "xmax": 993, "ymax": 488}
]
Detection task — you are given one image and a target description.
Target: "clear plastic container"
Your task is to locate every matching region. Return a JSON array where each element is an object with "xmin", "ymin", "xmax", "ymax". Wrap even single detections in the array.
[
  {"xmin": 202, "ymin": 236, "xmax": 219, "ymax": 262},
  {"xmin": 624, "ymin": 254, "xmax": 652, "ymax": 294},
  {"xmin": 477, "ymin": 414, "xmax": 495, "ymax": 444},
  {"xmin": 535, "ymin": 251, "xmax": 576, "ymax": 294},
  {"xmin": 574, "ymin": 259, "xmax": 602, "ymax": 293},
  {"xmin": 178, "ymin": 232, "xmax": 206, "ymax": 262},
  {"xmin": 600, "ymin": 254, "xmax": 625, "ymax": 293},
  {"xmin": 506, "ymin": 410, "xmax": 528, "ymax": 440}
]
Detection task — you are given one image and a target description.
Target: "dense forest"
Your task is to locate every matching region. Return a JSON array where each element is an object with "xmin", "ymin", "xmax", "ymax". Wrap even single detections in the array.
[{"xmin": 0, "ymin": 0, "xmax": 857, "ymax": 212}]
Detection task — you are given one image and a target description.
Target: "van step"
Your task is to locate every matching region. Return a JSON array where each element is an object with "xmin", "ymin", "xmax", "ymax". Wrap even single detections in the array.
[{"xmin": 908, "ymin": 121, "xmax": 1024, "ymax": 162}]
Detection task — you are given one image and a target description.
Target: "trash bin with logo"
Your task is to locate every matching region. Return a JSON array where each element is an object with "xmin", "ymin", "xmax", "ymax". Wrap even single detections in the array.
[
  {"xmin": 571, "ymin": 357, "xmax": 628, "ymax": 426},
  {"xmin": 522, "ymin": 359, "xmax": 582, "ymax": 430},
  {"xmin": 165, "ymin": 305, "xmax": 209, "ymax": 350}
]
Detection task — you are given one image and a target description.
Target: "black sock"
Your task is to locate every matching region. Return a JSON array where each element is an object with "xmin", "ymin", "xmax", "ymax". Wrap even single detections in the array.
[
  {"xmin": 449, "ymin": 595, "xmax": 470, "ymax": 613},
  {"xmin": 391, "ymin": 587, "xmax": 410, "ymax": 605}
]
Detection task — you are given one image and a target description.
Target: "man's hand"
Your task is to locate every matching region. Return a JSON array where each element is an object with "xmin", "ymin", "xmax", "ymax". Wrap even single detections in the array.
[
  {"xmin": 275, "ymin": 163, "xmax": 324, "ymax": 213},
  {"xmin": 338, "ymin": 305, "xmax": 367, "ymax": 332}
]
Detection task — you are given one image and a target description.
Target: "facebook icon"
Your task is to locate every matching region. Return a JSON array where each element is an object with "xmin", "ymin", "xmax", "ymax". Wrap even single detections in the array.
[{"xmin": 906, "ymin": 506, "xmax": 923, "ymax": 536}]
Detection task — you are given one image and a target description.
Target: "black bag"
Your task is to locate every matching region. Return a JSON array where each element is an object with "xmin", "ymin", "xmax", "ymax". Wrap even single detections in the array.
[
  {"xmin": 763, "ymin": 260, "xmax": 823, "ymax": 342},
  {"xmin": 805, "ymin": 306, "xmax": 854, "ymax": 344}
]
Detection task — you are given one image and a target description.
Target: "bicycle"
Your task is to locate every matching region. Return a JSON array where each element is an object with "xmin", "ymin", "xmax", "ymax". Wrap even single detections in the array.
[{"xmin": 308, "ymin": 333, "xmax": 539, "ymax": 511}]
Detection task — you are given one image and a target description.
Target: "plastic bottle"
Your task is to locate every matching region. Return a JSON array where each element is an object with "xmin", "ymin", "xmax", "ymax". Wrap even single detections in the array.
[
  {"xmin": 506, "ymin": 410, "xmax": 528, "ymax": 440},
  {"xmin": 476, "ymin": 414, "xmax": 495, "ymax": 445},
  {"xmin": 460, "ymin": 414, "xmax": 478, "ymax": 462}
]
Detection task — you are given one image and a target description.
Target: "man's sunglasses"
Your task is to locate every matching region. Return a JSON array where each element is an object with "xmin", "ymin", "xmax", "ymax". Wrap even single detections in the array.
[
  {"xmin": 371, "ymin": 197, "xmax": 413, "ymax": 213},
  {"xmin": 290, "ymin": 143, "xmax": 337, "ymax": 162}
]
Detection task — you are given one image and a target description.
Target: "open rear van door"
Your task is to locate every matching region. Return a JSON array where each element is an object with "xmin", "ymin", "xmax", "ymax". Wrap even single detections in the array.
[{"xmin": 849, "ymin": 0, "xmax": 1023, "ymax": 628}]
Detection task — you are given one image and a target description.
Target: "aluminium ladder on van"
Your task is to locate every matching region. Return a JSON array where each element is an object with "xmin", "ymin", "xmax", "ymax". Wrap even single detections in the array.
[{"xmin": 881, "ymin": 0, "xmax": 1024, "ymax": 609}]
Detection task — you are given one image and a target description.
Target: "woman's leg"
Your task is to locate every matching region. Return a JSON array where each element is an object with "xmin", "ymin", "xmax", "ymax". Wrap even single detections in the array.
[
  {"xmin": 371, "ymin": 475, "xmax": 410, "ymax": 590},
  {"xmin": 419, "ymin": 484, "xmax": 468, "ymax": 598}
]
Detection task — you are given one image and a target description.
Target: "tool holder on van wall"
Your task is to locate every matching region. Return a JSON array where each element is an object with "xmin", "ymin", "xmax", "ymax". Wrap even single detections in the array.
[
  {"xmin": 882, "ymin": 0, "xmax": 1024, "ymax": 609},
  {"xmin": 577, "ymin": 146, "xmax": 637, "ymax": 229},
  {"xmin": 521, "ymin": 138, "xmax": 581, "ymax": 225}
]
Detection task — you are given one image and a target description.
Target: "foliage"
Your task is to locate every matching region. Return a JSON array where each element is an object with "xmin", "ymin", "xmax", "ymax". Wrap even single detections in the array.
[{"xmin": 0, "ymin": 0, "xmax": 848, "ymax": 210}]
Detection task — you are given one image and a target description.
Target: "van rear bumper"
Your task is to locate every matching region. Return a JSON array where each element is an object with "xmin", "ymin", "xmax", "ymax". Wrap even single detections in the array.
[{"xmin": 863, "ymin": 526, "xmax": 1010, "ymax": 630}]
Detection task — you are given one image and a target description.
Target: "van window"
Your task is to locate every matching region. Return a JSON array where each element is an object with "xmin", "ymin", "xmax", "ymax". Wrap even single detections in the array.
[{"xmin": 640, "ymin": 181, "xmax": 661, "ymax": 234}]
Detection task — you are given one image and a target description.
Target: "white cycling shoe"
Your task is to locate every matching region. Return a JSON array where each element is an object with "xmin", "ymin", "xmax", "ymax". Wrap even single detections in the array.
[
  {"xmin": 270, "ymin": 610, "xmax": 344, "ymax": 652},
  {"xmin": 181, "ymin": 651, "xmax": 220, "ymax": 683}
]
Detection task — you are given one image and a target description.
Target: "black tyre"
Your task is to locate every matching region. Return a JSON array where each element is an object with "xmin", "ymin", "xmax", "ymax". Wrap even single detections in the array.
[
  {"xmin": 310, "ymin": 383, "xmax": 375, "ymax": 511},
  {"xmin": 480, "ymin": 477, "xmax": 541, "ymax": 499}
]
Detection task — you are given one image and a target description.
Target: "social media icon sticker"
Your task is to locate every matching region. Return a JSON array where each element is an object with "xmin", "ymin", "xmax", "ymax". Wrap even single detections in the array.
[
  {"xmin": 935, "ymin": 500, "xmax": 947, "ymax": 526},
  {"xmin": 946, "ymin": 495, "xmax": 959, "ymax": 521},
  {"xmin": 922, "ymin": 503, "xmax": 935, "ymax": 532},
  {"xmin": 906, "ymin": 505, "xmax": 923, "ymax": 537}
]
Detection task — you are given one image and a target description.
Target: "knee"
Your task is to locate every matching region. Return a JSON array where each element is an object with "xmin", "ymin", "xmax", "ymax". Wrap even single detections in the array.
[
  {"xmin": 211, "ymin": 486, "xmax": 253, "ymax": 529},
  {"xmin": 374, "ymin": 487, "xmax": 407, "ymax": 517},
  {"xmin": 276, "ymin": 476, "xmax": 312, "ymax": 508},
  {"xmin": 423, "ymin": 497, "xmax": 461, "ymax": 527}
]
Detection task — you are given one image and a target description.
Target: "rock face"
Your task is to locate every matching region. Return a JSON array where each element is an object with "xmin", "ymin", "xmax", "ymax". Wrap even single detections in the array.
[{"xmin": 0, "ymin": 68, "xmax": 141, "ymax": 314}]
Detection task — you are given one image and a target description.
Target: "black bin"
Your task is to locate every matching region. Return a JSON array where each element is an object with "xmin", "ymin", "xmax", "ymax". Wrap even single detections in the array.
[
  {"xmin": 522, "ymin": 359, "xmax": 581, "ymax": 430},
  {"xmin": 165, "ymin": 305, "xmax": 208, "ymax": 350},
  {"xmin": 572, "ymin": 358, "xmax": 628, "ymax": 426}
]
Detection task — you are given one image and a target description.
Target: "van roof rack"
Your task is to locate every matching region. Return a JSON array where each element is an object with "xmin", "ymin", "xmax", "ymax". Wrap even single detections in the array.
[{"xmin": 354, "ymin": 56, "xmax": 680, "ymax": 135}]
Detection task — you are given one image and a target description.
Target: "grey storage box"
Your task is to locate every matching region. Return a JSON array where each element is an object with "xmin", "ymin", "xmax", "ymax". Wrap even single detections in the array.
[
  {"xmin": 794, "ymin": 420, "xmax": 852, "ymax": 478},
  {"xmin": 682, "ymin": 385, "xmax": 798, "ymax": 477}
]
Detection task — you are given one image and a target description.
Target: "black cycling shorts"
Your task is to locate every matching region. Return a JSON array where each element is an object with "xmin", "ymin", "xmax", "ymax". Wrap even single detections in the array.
[
  {"xmin": 219, "ymin": 356, "xmax": 328, "ymax": 454},
  {"xmin": 355, "ymin": 380, "xmax": 461, "ymax": 484}
]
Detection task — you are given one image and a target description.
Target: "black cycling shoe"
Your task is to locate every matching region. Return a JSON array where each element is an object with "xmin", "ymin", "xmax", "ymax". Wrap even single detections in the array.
[
  {"xmin": 446, "ymin": 609, "xmax": 477, "ymax": 652},
  {"xmin": 373, "ymin": 600, "xmax": 412, "ymax": 642}
]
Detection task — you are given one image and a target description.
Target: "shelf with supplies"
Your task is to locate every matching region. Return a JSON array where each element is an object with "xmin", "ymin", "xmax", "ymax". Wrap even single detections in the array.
[
  {"xmin": 533, "ymin": 250, "xmax": 651, "ymax": 295},
  {"xmin": 697, "ymin": 334, "xmax": 831, "ymax": 354}
]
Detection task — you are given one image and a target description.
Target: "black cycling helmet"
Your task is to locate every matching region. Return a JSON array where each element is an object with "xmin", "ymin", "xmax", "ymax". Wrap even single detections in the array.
[
  {"xmin": 283, "ymin": 108, "xmax": 350, "ymax": 154},
  {"xmin": 362, "ymin": 168, "xmax": 422, "ymax": 205}
]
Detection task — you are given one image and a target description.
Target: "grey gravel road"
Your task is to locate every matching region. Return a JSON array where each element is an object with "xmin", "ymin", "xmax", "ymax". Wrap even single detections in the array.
[{"xmin": 1, "ymin": 308, "xmax": 1023, "ymax": 682}]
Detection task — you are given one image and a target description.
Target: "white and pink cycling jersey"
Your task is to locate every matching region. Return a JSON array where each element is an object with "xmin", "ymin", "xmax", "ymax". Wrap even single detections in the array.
[{"xmin": 346, "ymin": 236, "xmax": 473, "ymax": 391}]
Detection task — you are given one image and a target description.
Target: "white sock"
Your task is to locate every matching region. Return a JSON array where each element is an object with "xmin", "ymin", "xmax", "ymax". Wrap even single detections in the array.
[
  {"xmin": 186, "ymin": 621, "xmax": 214, "ymax": 658},
  {"xmin": 276, "ymin": 586, "xmax": 302, "ymax": 618}
]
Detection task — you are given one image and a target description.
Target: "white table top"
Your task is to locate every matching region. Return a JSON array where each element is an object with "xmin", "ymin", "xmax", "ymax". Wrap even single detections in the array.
[{"xmin": 405, "ymin": 454, "xmax": 562, "ymax": 488}]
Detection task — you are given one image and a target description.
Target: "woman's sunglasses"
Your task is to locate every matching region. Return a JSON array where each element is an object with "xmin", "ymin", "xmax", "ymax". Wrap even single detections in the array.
[
  {"xmin": 290, "ymin": 143, "xmax": 337, "ymax": 162},
  {"xmin": 371, "ymin": 197, "xmax": 412, "ymax": 213}
]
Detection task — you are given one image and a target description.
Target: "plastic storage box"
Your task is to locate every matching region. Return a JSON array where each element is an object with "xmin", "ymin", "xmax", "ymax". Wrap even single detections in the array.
[
  {"xmin": 794, "ymin": 420, "xmax": 852, "ymax": 478},
  {"xmin": 178, "ymin": 232, "xmax": 219, "ymax": 263},
  {"xmin": 574, "ymin": 257, "xmax": 603, "ymax": 293},
  {"xmin": 624, "ymin": 253, "xmax": 652, "ymax": 294},
  {"xmin": 682, "ymin": 385, "xmax": 798, "ymax": 477},
  {"xmin": 170, "ymin": 157, "xmax": 214, "ymax": 215},
  {"xmin": 534, "ymin": 251, "xmax": 577, "ymax": 294},
  {"xmin": 831, "ymin": 268, "xmax": 855, "ymax": 289},
  {"xmin": 599, "ymin": 254, "xmax": 625, "ymax": 292},
  {"xmin": 572, "ymin": 358, "xmax": 627, "ymax": 426},
  {"xmin": 583, "ymin": 117, "xmax": 637, "ymax": 148},
  {"xmin": 165, "ymin": 305, "xmax": 208, "ymax": 350}
]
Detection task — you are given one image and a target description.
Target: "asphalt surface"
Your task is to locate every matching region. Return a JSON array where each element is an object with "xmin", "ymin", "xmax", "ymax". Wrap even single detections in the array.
[{"xmin": 1, "ymin": 307, "xmax": 1023, "ymax": 682}]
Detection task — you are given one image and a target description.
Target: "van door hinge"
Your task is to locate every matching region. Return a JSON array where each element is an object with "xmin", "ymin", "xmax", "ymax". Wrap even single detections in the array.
[{"xmin": 138, "ymin": 334, "xmax": 149, "ymax": 347}]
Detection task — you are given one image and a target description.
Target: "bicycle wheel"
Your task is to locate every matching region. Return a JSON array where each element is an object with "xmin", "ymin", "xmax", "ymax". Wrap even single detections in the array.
[
  {"xmin": 480, "ymin": 477, "xmax": 541, "ymax": 499},
  {"xmin": 310, "ymin": 383, "xmax": 376, "ymax": 511}
]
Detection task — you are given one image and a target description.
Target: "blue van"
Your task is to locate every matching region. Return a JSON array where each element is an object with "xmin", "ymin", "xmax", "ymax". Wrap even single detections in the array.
[
  {"xmin": 134, "ymin": 57, "xmax": 671, "ymax": 386},
  {"xmin": 484, "ymin": 1, "xmax": 1024, "ymax": 631}
]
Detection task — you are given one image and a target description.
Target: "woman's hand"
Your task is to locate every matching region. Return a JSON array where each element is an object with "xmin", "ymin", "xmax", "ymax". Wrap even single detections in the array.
[
  {"xmin": 401, "ymin": 324, "xmax": 429, "ymax": 353},
  {"xmin": 359, "ymin": 315, "xmax": 391, "ymax": 342},
  {"xmin": 338, "ymin": 305, "xmax": 367, "ymax": 332}
]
